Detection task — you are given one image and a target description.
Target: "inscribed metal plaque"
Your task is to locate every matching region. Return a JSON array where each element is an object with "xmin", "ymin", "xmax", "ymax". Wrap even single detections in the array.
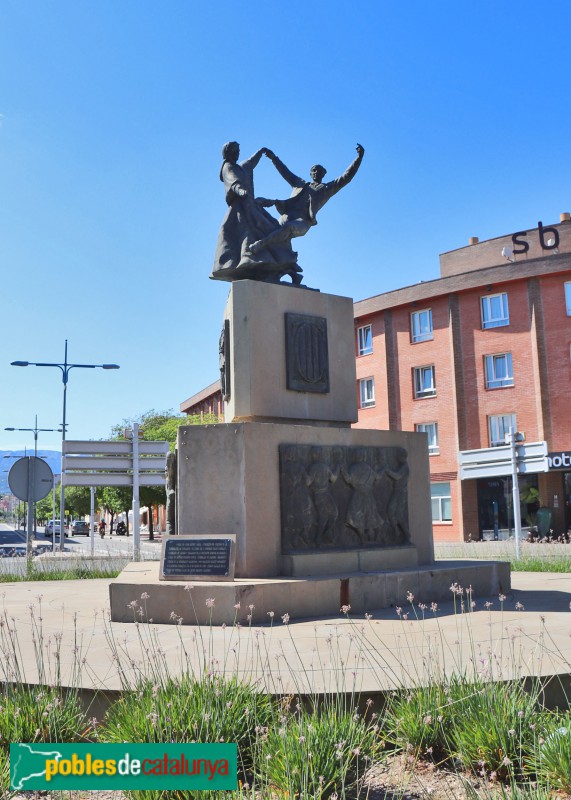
[
  {"xmin": 160, "ymin": 535, "xmax": 235, "ymax": 581},
  {"xmin": 285, "ymin": 313, "xmax": 329, "ymax": 393}
]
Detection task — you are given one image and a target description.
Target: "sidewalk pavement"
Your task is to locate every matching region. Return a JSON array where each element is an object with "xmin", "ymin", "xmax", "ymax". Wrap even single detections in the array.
[{"xmin": 0, "ymin": 571, "xmax": 570, "ymax": 701}]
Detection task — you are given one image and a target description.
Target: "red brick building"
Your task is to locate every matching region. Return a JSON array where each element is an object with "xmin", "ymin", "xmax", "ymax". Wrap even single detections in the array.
[
  {"xmin": 181, "ymin": 215, "xmax": 571, "ymax": 543},
  {"xmin": 180, "ymin": 380, "xmax": 223, "ymax": 420},
  {"xmin": 354, "ymin": 214, "xmax": 571, "ymax": 542}
]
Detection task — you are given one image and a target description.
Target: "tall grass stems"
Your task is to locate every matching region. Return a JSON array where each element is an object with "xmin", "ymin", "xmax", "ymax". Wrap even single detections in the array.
[{"xmin": 0, "ymin": 579, "xmax": 570, "ymax": 798}]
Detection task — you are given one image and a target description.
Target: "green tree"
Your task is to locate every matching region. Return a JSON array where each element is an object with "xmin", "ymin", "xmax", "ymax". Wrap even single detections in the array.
[
  {"xmin": 36, "ymin": 491, "xmax": 57, "ymax": 524},
  {"xmin": 111, "ymin": 409, "xmax": 184, "ymax": 451},
  {"xmin": 36, "ymin": 485, "xmax": 91, "ymax": 524},
  {"xmin": 105, "ymin": 409, "xmax": 220, "ymax": 540},
  {"xmin": 36, "ymin": 482, "xmax": 65, "ymax": 524},
  {"xmin": 15, "ymin": 502, "xmax": 26, "ymax": 527},
  {"xmin": 99, "ymin": 486, "xmax": 131, "ymax": 534},
  {"xmin": 111, "ymin": 408, "xmax": 219, "ymax": 451},
  {"xmin": 65, "ymin": 486, "xmax": 92, "ymax": 519},
  {"xmin": 109, "ymin": 409, "xmax": 219, "ymax": 539}
]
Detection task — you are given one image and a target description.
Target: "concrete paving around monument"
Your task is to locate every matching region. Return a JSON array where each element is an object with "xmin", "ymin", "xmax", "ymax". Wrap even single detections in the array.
[{"xmin": 1, "ymin": 572, "xmax": 569, "ymax": 707}]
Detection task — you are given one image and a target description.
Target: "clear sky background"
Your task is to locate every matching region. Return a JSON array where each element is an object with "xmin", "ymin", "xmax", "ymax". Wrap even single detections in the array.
[{"xmin": 1, "ymin": 0, "xmax": 570, "ymax": 453}]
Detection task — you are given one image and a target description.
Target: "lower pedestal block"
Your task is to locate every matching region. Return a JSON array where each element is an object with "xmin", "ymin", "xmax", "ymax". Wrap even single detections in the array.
[{"xmin": 110, "ymin": 560, "xmax": 511, "ymax": 626}]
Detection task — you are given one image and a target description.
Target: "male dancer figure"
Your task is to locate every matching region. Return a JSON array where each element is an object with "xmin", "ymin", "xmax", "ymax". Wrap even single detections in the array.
[{"xmin": 249, "ymin": 143, "xmax": 365, "ymax": 255}]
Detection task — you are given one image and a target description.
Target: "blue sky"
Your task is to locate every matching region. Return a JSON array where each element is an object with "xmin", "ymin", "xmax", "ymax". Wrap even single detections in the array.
[{"xmin": 1, "ymin": 0, "xmax": 570, "ymax": 452}]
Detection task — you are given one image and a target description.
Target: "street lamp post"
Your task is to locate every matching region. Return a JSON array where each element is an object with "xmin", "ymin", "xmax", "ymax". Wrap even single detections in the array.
[
  {"xmin": 4, "ymin": 415, "xmax": 61, "ymax": 458},
  {"xmin": 5, "ymin": 416, "xmax": 62, "ymax": 536},
  {"xmin": 11, "ymin": 339, "xmax": 120, "ymax": 551}
]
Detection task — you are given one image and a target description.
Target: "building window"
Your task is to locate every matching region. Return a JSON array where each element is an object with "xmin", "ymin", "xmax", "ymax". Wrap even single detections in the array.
[
  {"xmin": 489, "ymin": 414, "xmax": 517, "ymax": 447},
  {"xmin": 413, "ymin": 365, "xmax": 436, "ymax": 398},
  {"xmin": 411, "ymin": 309, "xmax": 433, "ymax": 342},
  {"xmin": 431, "ymin": 483, "xmax": 452, "ymax": 522},
  {"xmin": 565, "ymin": 282, "xmax": 571, "ymax": 315},
  {"xmin": 484, "ymin": 353, "xmax": 513, "ymax": 389},
  {"xmin": 415, "ymin": 422, "xmax": 439, "ymax": 455},
  {"xmin": 359, "ymin": 377, "xmax": 375, "ymax": 408},
  {"xmin": 481, "ymin": 292, "xmax": 509, "ymax": 329},
  {"xmin": 357, "ymin": 324, "xmax": 373, "ymax": 355}
]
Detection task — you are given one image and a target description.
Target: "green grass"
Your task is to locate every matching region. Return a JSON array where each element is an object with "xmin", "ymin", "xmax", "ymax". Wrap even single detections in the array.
[
  {"xmin": 0, "ymin": 685, "xmax": 87, "ymax": 749},
  {"xmin": 1, "ymin": 578, "xmax": 571, "ymax": 798},
  {"xmin": 0, "ymin": 552, "xmax": 130, "ymax": 582},
  {"xmin": 101, "ymin": 673, "xmax": 276, "ymax": 789},
  {"xmin": 511, "ymin": 556, "xmax": 571, "ymax": 572},
  {"xmin": 255, "ymin": 700, "xmax": 383, "ymax": 799},
  {"xmin": 435, "ymin": 540, "xmax": 571, "ymax": 571},
  {"xmin": 0, "ymin": 564, "xmax": 122, "ymax": 581},
  {"xmin": 532, "ymin": 710, "xmax": 571, "ymax": 793}
]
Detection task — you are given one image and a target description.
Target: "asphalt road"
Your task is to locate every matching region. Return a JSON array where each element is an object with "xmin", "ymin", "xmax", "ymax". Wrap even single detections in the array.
[{"xmin": 0, "ymin": 522, "xmax": 161, "ymax": 560}]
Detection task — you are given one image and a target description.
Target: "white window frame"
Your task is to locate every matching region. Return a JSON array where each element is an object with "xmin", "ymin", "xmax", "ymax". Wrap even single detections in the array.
[
  {"xmin": 357, "ymin": 324, "xmax": 373, "ymax": 356},
  {"xmin": 484, "ymin": 352, "xmax": 514, "ymax": 389},
  {"xmin": 415, "ymin": 422, "xmax": 439, "ymax": 455},
  {"xmin": 413, "ymin": 365, "xmax": 436, "ymax": 398},
  {"xmin": 489, "ymin": 414, "xmax": 517, "ymax": 447},
  {"xmin": 359, "ymin": 377, "xmax": 375, "ymax": 408},
  {"xmin": 411, "ymin": 308, "xmax": 433, "ymax": 343},
  {"xmin": 565, "ymin": 282, "xmax": 571, "ymax": 316},
  {"xmin": 431, "ymin": 483, "xmax": 452, "ymax": 523},
  {"xmin": 481, "ymin": 292, "xmax": 509, "ymax": 329}
]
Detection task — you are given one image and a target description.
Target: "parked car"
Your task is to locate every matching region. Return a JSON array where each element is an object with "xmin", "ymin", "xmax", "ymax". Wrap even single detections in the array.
[
  {"xmin": 45, "ymin": 519, "xmax": 67, "ymax": 536},
  {"xmin": 70, "ymin": 520, "xmax": 90, "ymax": 536}
]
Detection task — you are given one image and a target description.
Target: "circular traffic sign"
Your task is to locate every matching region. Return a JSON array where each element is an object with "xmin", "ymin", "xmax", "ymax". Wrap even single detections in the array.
[{"xmin": 8, "ymin": 457, "xmax": 54, "ymax": 502}]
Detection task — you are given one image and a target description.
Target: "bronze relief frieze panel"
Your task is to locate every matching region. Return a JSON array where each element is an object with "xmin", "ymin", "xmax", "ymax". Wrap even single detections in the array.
[{"xmin": 279, "ymin": 444, "xmax": 410, "ymax": 552}]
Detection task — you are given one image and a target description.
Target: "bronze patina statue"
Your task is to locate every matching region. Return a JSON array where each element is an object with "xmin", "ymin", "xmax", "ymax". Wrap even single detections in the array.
[
  {"xmin": 212, "ymin": 142, "xmax": 302, "ymax": 285},
  {"xmin": 211, "ymin": 142, "xmax": 364, "ymax": 286},
  {"xmin": 252, "ymin": 144, "xmax": 365, "ymax": 255}
]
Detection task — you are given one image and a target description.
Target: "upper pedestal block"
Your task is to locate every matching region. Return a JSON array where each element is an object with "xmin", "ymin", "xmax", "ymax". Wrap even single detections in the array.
[{"xmin": 221, "ymin": 281, "xmax": 358, "ymax": 426}]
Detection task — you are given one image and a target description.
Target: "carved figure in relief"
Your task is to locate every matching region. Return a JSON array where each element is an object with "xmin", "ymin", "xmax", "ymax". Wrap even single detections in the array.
[
  {"xmin": 219, "ymin": 323, "xmax": 228, "ymax": 400},
  {"xmin": 341, "ymin": 448, "xmax": 384, "ymax": 544},
  {"xmin": 165, "ymin": 450, "xmax": 177, "ymax": 536},
  {"xmin": 282, "ymin": 446, "xmax": 316, "ymax": 548},
  {"xmin": 385, "ymin": 448, "xmax": 411, "ymax": 543},
  {"xmin": 306, "ymin": 447, "xmax": 339, "ymax": 545}
]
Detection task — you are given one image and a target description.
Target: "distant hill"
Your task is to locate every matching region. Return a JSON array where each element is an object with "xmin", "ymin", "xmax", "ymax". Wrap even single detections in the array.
[{"xmin": 0, "ymin": 451, "xmax": 61, "ymax": 494}]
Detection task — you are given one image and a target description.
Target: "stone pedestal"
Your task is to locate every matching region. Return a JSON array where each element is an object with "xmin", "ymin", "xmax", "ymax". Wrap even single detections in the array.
[
  {"xmin": 109, "ymin": 280, "xmax": 510, "ymax": 624},
  {"xmin": 176, "ymin": 422, "xmax": 433, "ymax": 578},
  {"xmin": 222, "ymin": 281, "xmax": 357, "ymax": 426},
  {"xmin": 109, "ymin": 560, "xmax": 511, "ymax": 626}
]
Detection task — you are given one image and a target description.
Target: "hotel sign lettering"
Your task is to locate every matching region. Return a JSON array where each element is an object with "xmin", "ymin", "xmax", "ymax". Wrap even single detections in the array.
[
  {"xmin": 547, "ymin": 451, "xmax": 571, "ymax": 470},
  {"xmin": 511, "ymin": 221, "xmax": 561, "ymax": 254}
]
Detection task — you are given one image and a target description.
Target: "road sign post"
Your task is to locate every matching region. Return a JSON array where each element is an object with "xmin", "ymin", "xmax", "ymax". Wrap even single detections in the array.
[
  {"xmin": 459, "ymin": 436, "xmax": 548, "ymax": 556},
  {"xmin": 62, "ymin": 437, "xmax": 168, "ymax": 563},
  {"xmin": 507, "ymin": 428, "xmax": 524, "ymax": 559},
  {"xmin": 132, "ymin": 424, "xmax": 141, "ymax": 562},
  {"xmin": 8, "ymin": 457, "xmax": 54, "ymax": 566},
  {"xmin": 26, "ymin": 458, "xmax": 35, "ymax": 563}
]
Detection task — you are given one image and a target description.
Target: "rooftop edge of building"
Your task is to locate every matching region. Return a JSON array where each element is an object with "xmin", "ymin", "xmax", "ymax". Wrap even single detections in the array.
[
  {"xmin": 439, "ymin": 214, "xmax": 571, "ymax": 277},
  {"xmin": 355, "ymin": 227, "xmax": 571, "ymax": 318}
]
